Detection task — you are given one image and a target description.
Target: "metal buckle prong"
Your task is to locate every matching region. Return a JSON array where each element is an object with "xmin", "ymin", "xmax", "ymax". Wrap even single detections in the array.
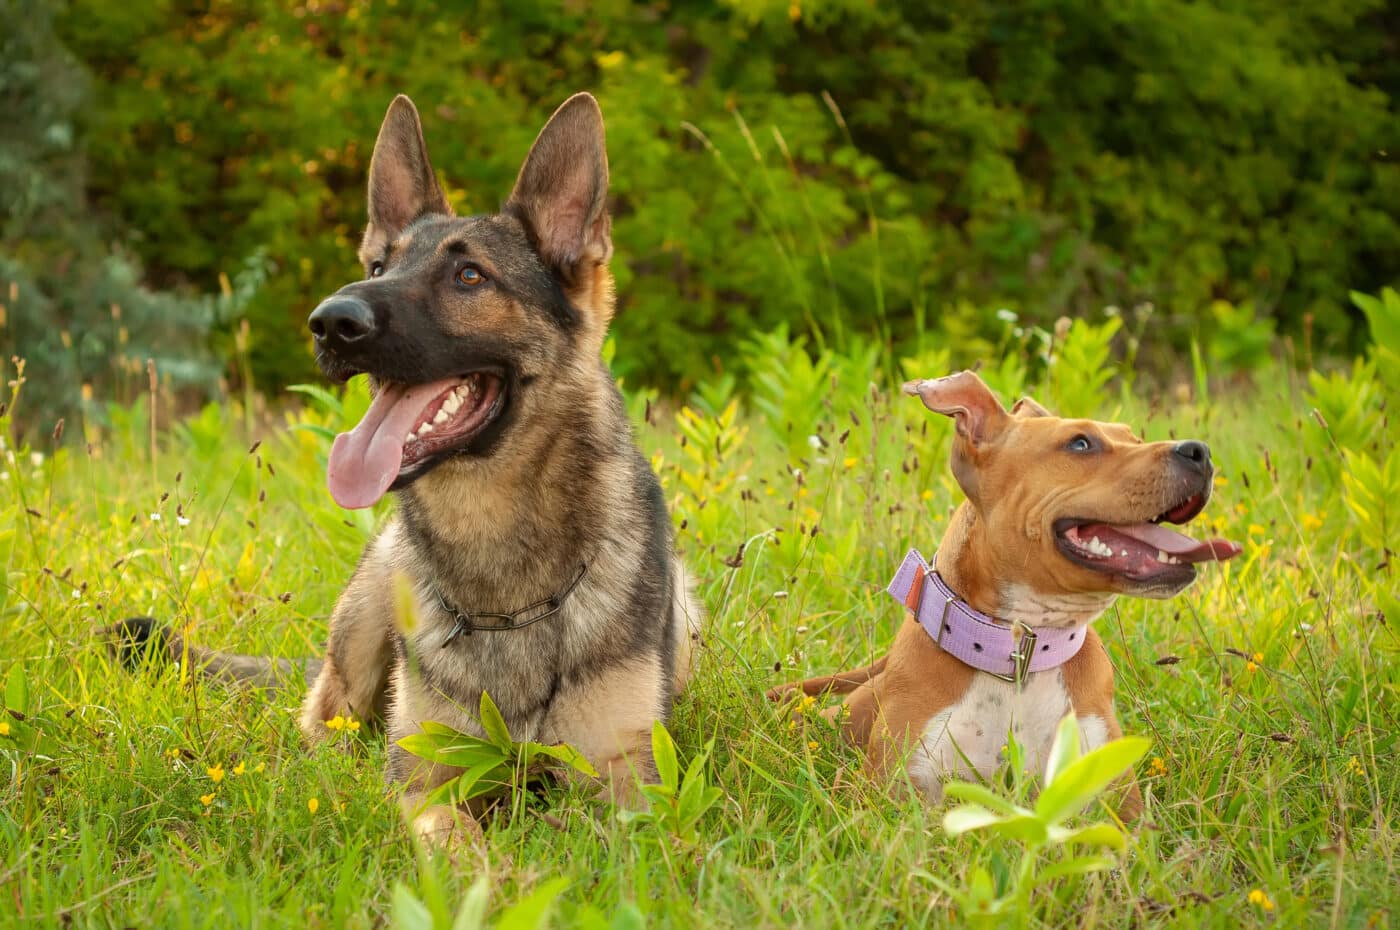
[{"xmin": 989, "ymin": 624, "xmax": 1038, "ymax": 688}]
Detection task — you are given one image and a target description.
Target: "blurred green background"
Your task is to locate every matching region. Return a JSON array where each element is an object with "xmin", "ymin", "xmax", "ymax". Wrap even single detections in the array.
[{"xmin": 2, "ymin": 0, "xmax": 1397, "ymax": 426}]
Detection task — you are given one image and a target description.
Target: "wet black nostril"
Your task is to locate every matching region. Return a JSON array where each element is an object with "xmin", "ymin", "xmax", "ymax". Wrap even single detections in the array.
[
  {"xmin": 308, "ymin": 296, "xmax": 376, "ymax": 346},
  {"xmin": 1173, "ymin": 440, "xmax": 1211, "ymax": 469}
]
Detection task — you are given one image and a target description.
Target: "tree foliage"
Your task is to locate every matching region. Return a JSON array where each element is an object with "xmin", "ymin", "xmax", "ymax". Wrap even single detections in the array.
[{"xmin": 33, "ymin": 0, "xmax": 1400, "ymax": 390}]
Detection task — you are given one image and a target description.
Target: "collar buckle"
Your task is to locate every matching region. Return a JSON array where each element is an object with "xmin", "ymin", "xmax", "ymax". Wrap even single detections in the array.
[{"xmin": 988, "ymin": 624, "xmax": 1038, "ymax": 688}]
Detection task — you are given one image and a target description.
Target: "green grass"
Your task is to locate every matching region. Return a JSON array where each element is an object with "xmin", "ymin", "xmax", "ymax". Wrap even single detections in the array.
[{"xmin": 1, "ymin": 331, "xmax": 1396, "ymax": 929}]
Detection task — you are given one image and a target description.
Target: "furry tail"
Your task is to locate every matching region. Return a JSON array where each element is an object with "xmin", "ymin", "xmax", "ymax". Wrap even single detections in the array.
[
  {"xmin": 104, "ymin": 617, "xmax": 320, "ymax": 689},
  {"xmin": 764, "ymin": 656, "xmax": 887, "ymax": 702}
]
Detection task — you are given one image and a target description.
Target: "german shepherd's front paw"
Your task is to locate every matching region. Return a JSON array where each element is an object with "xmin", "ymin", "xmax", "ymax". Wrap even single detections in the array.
[{"xmin": 404, "ymin": 799, "xmax": 485, "ymax": 852}]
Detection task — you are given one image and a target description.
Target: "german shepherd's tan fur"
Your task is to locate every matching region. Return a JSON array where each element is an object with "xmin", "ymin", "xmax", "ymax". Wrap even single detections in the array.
[{"xmin": 111, "ymin": 93, "xmax": 703, "ymax": 843}]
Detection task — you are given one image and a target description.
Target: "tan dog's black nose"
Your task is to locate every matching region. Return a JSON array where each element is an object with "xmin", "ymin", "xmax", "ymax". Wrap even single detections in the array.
[{"xmin": 1173, "ymin": 440, "xmax": 1212, "ymax": 475}]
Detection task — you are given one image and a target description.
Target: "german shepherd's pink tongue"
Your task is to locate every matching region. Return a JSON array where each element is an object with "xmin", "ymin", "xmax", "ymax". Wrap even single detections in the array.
[{"xmin": 327, "ymin": 378, "xmax": 461, "ymax": 509}]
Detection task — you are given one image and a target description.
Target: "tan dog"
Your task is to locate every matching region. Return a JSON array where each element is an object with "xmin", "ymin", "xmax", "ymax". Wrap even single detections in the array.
[{"xmin": 770, "ymin": 371, "xmax": 1241, "ymax": 815}]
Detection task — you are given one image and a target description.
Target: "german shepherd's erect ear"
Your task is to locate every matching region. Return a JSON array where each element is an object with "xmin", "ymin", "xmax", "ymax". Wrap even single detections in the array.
[
  {"xmin": 506, "ymin": 93, "xmax": 613, "ymax": 281},
  {"xmin": 362, "ymin": 96, "xmax": 452, "ymax": 255}
]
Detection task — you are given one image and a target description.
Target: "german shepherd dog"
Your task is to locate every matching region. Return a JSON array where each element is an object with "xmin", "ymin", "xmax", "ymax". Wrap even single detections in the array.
[{"xmin": 112, "ymin": 93, "xmax": 703, "ymax": 843}]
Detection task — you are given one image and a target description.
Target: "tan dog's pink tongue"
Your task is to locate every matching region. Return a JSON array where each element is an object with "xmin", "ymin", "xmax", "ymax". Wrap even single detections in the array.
[
  {"xmin": 1085, "ymin": 521, "xmax": 1242, "ymax": 562},
  {"xmin": 326, "ymin": 378, "xmax": 458, "ymax": 510}
]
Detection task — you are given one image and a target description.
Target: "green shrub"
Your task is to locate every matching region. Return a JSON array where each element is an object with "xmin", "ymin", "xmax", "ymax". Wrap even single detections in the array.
[
  {"xmin": 50, "ymin": 0, "xmax": 1399, "ymax": 391},
  {"xmin": 0, "ymin": 0, "xmax": 247, "ymax": 434}
]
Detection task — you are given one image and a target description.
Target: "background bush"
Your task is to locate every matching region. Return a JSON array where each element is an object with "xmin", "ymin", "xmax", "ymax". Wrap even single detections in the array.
[{"xmin": 6, "ymin": 0, "xmax": 1399, "ymax": 406}]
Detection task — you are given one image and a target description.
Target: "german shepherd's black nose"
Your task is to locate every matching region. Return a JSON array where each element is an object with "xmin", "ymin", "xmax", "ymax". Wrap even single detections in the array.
[
  {"xmin": 1172, "ymin": 440, "xmax": 1212, "ymax": 475},
  {"xmin": 309, "ymin": 296, "xmax": 377, "ymax": 350}
]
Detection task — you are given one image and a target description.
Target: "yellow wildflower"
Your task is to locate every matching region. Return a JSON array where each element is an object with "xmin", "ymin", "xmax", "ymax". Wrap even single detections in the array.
[
  {"xmin": 308, "ymin": 797, "xmax": 320, "ymax": 814},
  {"xmin": 807, "ymin": 741, "xmax": 818, "ymax": 751},
  {"xmin": 254, "ymin": 762, "xmax": 266, "ymax": 774},
  {"xmin": 0, "ymin": 721, "xmax": 10, "ymax": 737},
  {"xmin": 1213, "ymin": 475, "xmax": 1228, "ymax": 487},
  {"xmin": 345, "ymin": 718, "xmax": 361, "ymax": 733},
  {"xmin": 799, "ymin": 695, "xmax": 817, "ymax": 713},
  {"xmin": 199, "ymin": 792, "xmax": 216, "ymax": 807},
  {"xmin": 1148, "ymin": 757, "xmax": 1167, "ymax": 777},
  {"xmin": 1301, "ymin": 513, "xmax": 1323, "ymax": 532},
  {"xmin": 1248, "ymin": 524, "xmax": 1266, "ymax": 536},
  {"xmin": 1252, "ymin": 652, "xmax": 1263, "ymax": 663},
  {"xmin": 232, "ymin": 761, "xmax": 246, "ymax": 776},
  {"xmin": 921, "ymin": 489, "xmax": 933, "ymax": 501},
  {"xmin": 207, "ymin": 764, "xmax": 225, "ymax": 783},
  {"xmin": 1246, "ymin": 661, "xmax": 1259, "ymax": 674},
  {"xmin": 325, "ymin": 715, "xmax": 346, "ymax": 732},
  {"xmin": 165, "ymin": 747, "xmax": 181, "ymax": 760},
  {"xmin": 797, "ymin": 487, "xmax": 809, "ymax": 499},
  {"xmin": 1347, "ymin": 756, "xmax": 1364, "ymax": 777},
  {"xmin": 1247, "ymin": 889, "xmax": 1274, "ymax": 911},
  {"xmin": 843, "ymin": 456, "xmax": 858, "ymax": 470}
]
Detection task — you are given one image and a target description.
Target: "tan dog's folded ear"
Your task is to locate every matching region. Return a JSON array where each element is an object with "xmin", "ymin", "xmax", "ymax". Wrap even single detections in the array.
[
  {"xmin": 1011, "ymin": 396, "xmax": 1051, "ymax": 418},
  {"xmin": 902, "ymin": 371, "xmax": 1008, "ymax": 444}
]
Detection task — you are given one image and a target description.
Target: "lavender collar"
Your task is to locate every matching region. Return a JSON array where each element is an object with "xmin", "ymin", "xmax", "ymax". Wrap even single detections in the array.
[{"xmin": 886, "ymin": 549, "xmax": 1088, "ymax": 686}]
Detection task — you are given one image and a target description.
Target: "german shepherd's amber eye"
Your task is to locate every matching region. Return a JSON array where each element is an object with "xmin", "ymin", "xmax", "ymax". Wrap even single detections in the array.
[
  {"xmin": 368, "ymin": 261, "xmax": 385, "ymax": 279},
  {"xmin": 456, "ymin": 265, "xmax": 486, "ymax": 287}
]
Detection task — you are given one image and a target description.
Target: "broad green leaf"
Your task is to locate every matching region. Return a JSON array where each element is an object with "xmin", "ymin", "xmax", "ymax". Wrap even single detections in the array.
[
  {"xmin": 478, "ymin": 692, "xmax": 513, "ymax": 751},
  {"xmin": 395, "ymin": 733, "xmax": 450, "ymax": 761},
  {"xmin": 5, "ymin": 664, "xmax": 28, "ymax": 715},
  {"xmin": 495, "ymin": 877, "xmax": 571, "ymax": 930},
  {"xmin": 451, "ymin": 759, "xmax": 514, "ymax": 802},
  {"xmin": 650, "ymin": 720, "xmax": 679, "ymax": 791},
  {"xmin": 1033, "ymin": 736, "xmax": 1151, "ymax": 825},
  {"xmin": 451, "ymin": 878, "xmax": 490, "ymax": 930},
  {"xmin": 418, "ymin": 720, "xmax": 463, "ymax": 737},
  {"xmin": 529, "ymin": 742, "xmax": 600, "ymax": 778},
  {"xmin": 391, "ymin": 883, "xmax": 434, "ymax": 930},
  {"xmin": 943, "ymin": 804, "xmax": 1006, "ymax": 836},
  {"xmin": 1047, "ymin": 822, "xmax": 1127, "ymax": 851},
  {"xmin": 1031, "ymin": 855, "xmax": 1116, "ymax": 886},
  {"xmin": 943, "ymin": 782, "xmax": 1025, "ymax": 817},
  {"xmin": 1043, "ymin": 713, "xmax": 1082, "ymax": 786}
]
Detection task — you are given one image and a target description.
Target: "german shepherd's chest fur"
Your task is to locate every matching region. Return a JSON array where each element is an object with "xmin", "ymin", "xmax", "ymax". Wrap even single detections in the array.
[{"xmin": 382, "ymin": 381, "xmax": 680, "ymax": 750}]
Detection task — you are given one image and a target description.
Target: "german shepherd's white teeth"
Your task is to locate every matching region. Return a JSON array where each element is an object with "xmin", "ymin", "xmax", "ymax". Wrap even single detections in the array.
[
  {"xmin": 442, "ymin": 392, "xmax": 463, "ymax": 415},
  {"xmin": 432, "ymin": 407, "xmax": 450, "ymax": 425},
  {"xmin": 416, "ymin": 421, "xmax": 434, "ymax": 436},
  {"xmin": 404, "ymin": 431, "xmax": 417, "ymax": 444}
]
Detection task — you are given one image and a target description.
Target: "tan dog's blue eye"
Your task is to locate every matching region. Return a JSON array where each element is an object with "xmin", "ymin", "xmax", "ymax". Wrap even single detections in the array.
[
  {"xmin": 457, "ymin": 266, "xmax": 485, "ymax": 287},
  {"xmin": 368, "ymin": 261, "xmax": 385, "ymax": 279},
  {"xmin": 1067, "ymin": 435, "xmax": 1094, "ymax": 452}
]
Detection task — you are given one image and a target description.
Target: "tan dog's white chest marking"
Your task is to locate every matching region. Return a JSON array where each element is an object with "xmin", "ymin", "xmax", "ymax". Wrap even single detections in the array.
[{"xmin": 905, "ymin": 672, "xmax": 1110, "ymax": 802}]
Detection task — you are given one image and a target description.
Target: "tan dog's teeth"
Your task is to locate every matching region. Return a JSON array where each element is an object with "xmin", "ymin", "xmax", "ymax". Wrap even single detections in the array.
[
  {"xmin": 1157, "ymin": 550, "xmax": 1169, "ymax": 563},
  {"xmin": 417, "ymin": 422, "xmax": 434, "ymax": 436},
  {"xmin": 405, "ymin": 432, "xmax": 416, "ymax": 443},
  {"xmin": 1086, "ymin": 536, "xmax": 1114, "ymax": 558}
]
